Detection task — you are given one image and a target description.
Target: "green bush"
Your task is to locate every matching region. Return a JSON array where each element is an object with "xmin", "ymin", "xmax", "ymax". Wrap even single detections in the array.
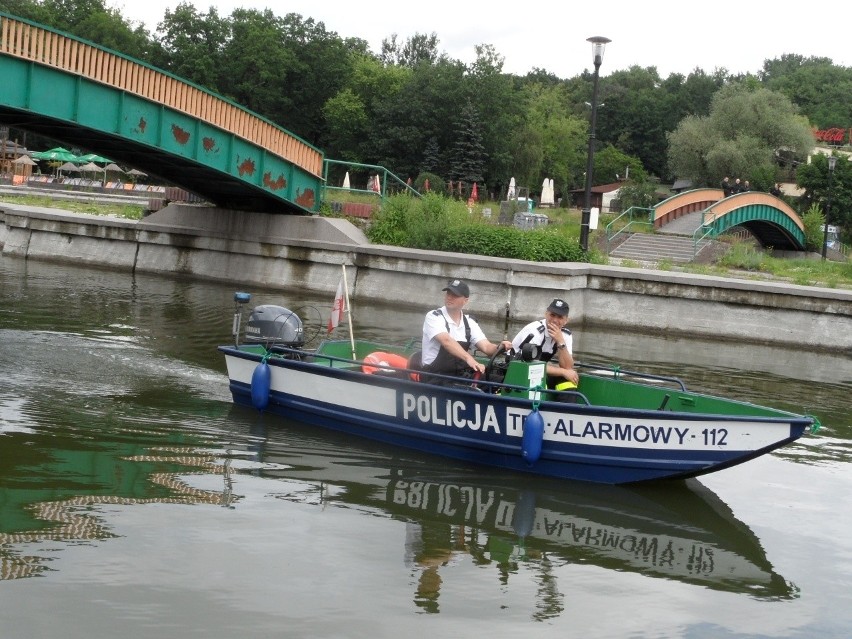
[
  {"xmin": 405, "ymin": 193, "xmax": 472, "ymax": 249},
  {"xmin": 366, "ymin": 194, "xmax": 412, "ymax": 245},
  {"xmin": 718, "ymin": 241, "xmax": 766, "ymax": 271},
  {"xmin": 367, "ymin": 193, "xmax": 588, "ymax": 262},
  {"xmin": 414, "ymin": 172, "xmax": 447, "ymax": 196},
  {"xmin": 441, "ymin": 225, "xmax": 585, "ymax": 261},
  {"xmin": 801, "ymin": 203, "xmax": 825, "ymax": 252}
]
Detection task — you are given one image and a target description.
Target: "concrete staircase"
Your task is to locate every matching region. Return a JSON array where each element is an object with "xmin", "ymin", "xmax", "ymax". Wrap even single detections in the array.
[
  {"xmin": 608, "ymin": 210, "xmax": 714, "ymax": 264},
  {"xmin": 609, "ymin": 233, "xmax": 706, "ymax": 263}
]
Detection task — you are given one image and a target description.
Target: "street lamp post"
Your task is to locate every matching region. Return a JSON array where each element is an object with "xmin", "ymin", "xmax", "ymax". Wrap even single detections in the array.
[
  {"xmin": 580, "ymin": 36, "xmax": 610, "ymax": 253},
  {"xmin": 821, "ymin": 155, "xmax": 837, "ymax": 260}
]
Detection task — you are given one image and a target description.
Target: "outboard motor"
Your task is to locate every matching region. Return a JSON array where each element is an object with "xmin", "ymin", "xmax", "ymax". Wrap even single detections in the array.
[{"xmin": 244, "ymin": 305, "xmax": 304, "ymax": 348}]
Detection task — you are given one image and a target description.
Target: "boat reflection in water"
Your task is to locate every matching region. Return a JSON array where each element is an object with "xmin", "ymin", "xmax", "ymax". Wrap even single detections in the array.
[{"xmin": 240, "ymin": 414, "xmax": 797, "ymax": 612}]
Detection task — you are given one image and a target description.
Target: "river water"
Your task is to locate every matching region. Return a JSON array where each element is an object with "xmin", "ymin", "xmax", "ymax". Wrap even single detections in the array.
[{"xmin": 1, "ymin": 254, "xmax": 850, "ymax": 638}]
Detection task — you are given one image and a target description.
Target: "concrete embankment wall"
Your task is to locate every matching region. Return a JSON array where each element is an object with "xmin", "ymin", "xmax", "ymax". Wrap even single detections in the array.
[{"xmin": 2, "ymin": 203, "xmax": 851, "ymax": 355}]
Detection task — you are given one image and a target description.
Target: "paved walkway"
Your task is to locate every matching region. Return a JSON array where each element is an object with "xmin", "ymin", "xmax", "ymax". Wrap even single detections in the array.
[{"xmin": 658, "ymin": 210, "xmax": 704, "ymax": 235}]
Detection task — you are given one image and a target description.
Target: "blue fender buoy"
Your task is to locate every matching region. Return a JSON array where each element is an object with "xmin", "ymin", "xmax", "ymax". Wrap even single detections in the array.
[
  {"xmin": 512, "ymin": 490, "xmax": 537, "ymax": 538},
  {"xmin": 522, "ymin": 410, "xmax": 544, "ymax": 464},
  {"xmin": 251, "ymin": 361, "xmax": 271, "ymax": 411}
]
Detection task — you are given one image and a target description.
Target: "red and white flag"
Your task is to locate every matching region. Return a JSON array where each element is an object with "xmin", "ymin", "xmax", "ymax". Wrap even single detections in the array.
[{"xmin": 327, "ymin": 276, "xmax": 346, "ymax": 334}]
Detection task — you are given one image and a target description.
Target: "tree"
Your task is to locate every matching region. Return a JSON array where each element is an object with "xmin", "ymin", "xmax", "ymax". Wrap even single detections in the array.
[
  {"xmin": 761, "ymin": 55, "xmax": 852, "ymax": 130},
  {"xmin": 667, "ymin": 83, "xmax": 814, "ymax": 188},
  {"xmin": 420, "ymin": 137, "xmax": 440, "ymax": 174},
  {"xmin": 616, "ymin": 180, "xmax": 659, "ymax": 211},
  {"xmin": 380, "ymin": 32, "xmax": 442, "ymax": 67},
  {"xmin": 368, "ymin": 58, "xmax": 468, "ymax": 179},
  {"xmin": 3, "ymin": 0, "xmax": 152, "ymax": 60},
  {"xmin": 796, "ymin": 154, "xmax": 851, "ymax": 240},
  {"xmin": 214, "ymin": 10, "xmax": 356, "ymax": 147},
  {"xmin": 322, "ymin": 54, "xmax": 409, "ymax": 163},
  {"xmin": 322, "ymin": 88, "xmax": 369, "ymax": 163},
  {"xmin": 153, "ymin": 3, "xmax": 229, "ymax": 91},
  {"xmin": 593, "ymin": 65, "xmax": 722, "ymax": 181},
  {"xmin": 71, "ymin": 10, "xmax": 152, "ymax": 60},
  {"xmin": 0, "ymin": 0, "xmax": 52, "ymax": 22},
  {"xmin": 594, "ymin": 145, "xmax": 646, "ymax": 185},
  {"xmin": 275, "ymin": 13, "xmax": 357, "ymax": 146},
  {"xmin": 449, "ymin": 99, "xmax": 486, "ymax": 186},
  {"xmin": 661, "ymin": 68, "xmax": 725, "ymax": 119},
  {"xmin": 512, "ymin": 82, "xmax": 586, "ymax": 197},
  {"xmin": 466, "ymin": 44, "xmax": 526, "ymax": 194}
]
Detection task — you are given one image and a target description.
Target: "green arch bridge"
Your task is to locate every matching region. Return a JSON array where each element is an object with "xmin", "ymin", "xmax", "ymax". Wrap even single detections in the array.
[
  {"xmin": 653, "ymin": 188, "xmax": 807, "ymax": 251},
  {"xmin": 0, "ymin": 13, "xmax": 324, "ymax": 214}
]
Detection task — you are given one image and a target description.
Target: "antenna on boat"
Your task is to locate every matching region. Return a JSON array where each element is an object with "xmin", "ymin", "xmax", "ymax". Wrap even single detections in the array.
[
  {"xmin": 503, "ymin": 301, "xmax": 511, "ymax": 340},
  {"xmin": 232, "ymin": 292, "xmax": 252, "ymax": 347}
]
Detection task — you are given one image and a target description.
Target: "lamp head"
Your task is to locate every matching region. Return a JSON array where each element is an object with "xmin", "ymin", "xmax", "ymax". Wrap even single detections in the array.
[
  {"xmin": 587, "ymin": 36, "xmax": 611, "ymax": 66},
  {"xmin": 828, "ymin": 156, "xmax": 837, "ymax": 171}
]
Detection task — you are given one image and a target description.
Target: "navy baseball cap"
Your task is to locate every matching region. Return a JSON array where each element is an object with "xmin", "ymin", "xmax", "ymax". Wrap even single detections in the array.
[
  {"xmin": 547, "ymin": 298, "xmax": 569, "ymax": 316},
  {"xmin": 442, "ymin": 279, "xmax": 470, "ymax": 297}
]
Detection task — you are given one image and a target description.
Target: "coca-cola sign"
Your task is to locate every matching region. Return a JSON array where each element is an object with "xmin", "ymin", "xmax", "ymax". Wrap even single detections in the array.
[{"xmin": 814, "ymin": 127, "xmax": 849, "ymax": 143}]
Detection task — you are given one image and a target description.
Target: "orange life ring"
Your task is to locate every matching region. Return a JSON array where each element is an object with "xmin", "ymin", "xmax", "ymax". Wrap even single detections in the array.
[{"xmin": 362, "ymin": 351, "xmax": 409, "ymax": 374}]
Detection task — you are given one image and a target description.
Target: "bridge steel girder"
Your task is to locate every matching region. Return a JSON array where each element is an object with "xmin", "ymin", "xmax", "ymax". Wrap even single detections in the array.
[
  {"xmin": 709, "ymin": 203, "xmax": 806, "ymax": 250},
  {"xmin": 0, "ymin": 15, "xmax": 322, "ymax": 214}
]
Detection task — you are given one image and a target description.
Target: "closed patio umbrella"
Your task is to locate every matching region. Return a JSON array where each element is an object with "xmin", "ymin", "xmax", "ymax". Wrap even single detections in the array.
[
  {"xmin": 541, "ymin": 177, "xmax": 554, "ymax": 206},
  {"xmin": 13, "ymin": 155, "xmax": 36, "ymax": 166},
  {"xmin": 102, "ymin": 162, "xmax": 124, "ymax": 184},
  {"xmin": 13, "ymin": 155, "xmax": 36, "ymax": 181}
]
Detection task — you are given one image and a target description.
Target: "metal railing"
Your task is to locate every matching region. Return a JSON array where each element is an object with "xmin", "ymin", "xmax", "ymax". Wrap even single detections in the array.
[
  {"xmin": 605, "ymin": 206, "xmax": 654, "ymax": 255},
  {"xmin": 322, "ymin": 159, "xmax": 420, "ymax": 203},
  {"xmin": 692, "ymin": 211, "xmax": 718, "ymax": 260}
]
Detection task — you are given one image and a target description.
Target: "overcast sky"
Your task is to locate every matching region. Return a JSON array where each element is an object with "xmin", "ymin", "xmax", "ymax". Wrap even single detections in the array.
[{"xmin": 111, "ymin": 0, "xmax": 849, "ymax": 80}]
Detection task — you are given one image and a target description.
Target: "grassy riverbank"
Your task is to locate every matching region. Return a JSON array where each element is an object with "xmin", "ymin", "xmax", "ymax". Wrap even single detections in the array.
[{"xmin": 0, "ymin": 193, "xmax": 145, "ymax": 220}]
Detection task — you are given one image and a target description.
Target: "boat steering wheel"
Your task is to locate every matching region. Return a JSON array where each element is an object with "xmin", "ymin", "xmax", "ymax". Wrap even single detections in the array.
[{"xmin": 484, "ymin": 344, "xmax": 512, "ymax": 384}]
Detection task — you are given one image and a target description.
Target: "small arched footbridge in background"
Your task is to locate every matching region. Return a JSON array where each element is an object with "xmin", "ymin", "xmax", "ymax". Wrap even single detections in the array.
[
  {"xmin": 0, "ymin": 13, "xmax": 323, "ymax": 213},
  {"xmin": 608, "ymin": 188, "xmax": 807, "ymax": 263}
]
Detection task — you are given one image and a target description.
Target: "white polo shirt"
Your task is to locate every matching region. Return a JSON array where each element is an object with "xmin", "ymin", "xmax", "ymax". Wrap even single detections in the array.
[
  {"xmin": 511, "ymin": 319, "xmax": 573, "ymax": 358},
  {"xmin": 421, "ymin": 307, "xmax": 487, "ymax": 366}
]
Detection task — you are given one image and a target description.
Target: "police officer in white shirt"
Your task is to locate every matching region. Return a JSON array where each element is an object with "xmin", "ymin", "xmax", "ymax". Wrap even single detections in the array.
[
  {"xmin": 511, "ymin": 298, "xmax": 579, "ymax": 391},
  {"xmin": 420, "ymin": 279, "xmax": 512, "ymax": 383}
]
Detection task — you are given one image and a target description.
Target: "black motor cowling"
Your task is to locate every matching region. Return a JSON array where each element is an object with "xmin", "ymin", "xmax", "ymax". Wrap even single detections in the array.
[{"xmin": 244, "ymin": 305, "xmax": 304, "ymax": 347}]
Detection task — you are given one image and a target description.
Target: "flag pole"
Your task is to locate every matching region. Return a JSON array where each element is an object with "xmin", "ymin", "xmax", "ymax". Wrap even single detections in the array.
[{"xmin": 341, "ymin": 264, "xmax": 356, "ymax": 360}]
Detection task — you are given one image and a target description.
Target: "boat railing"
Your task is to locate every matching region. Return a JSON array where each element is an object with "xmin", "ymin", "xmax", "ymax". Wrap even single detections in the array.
[
  {"xmin": 576, "ymin": 361, "xmax": 687, "ymax": 391},
  {"xmin": 266, "ymin": 344, "xmax": 591, "ymax": 404}
]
